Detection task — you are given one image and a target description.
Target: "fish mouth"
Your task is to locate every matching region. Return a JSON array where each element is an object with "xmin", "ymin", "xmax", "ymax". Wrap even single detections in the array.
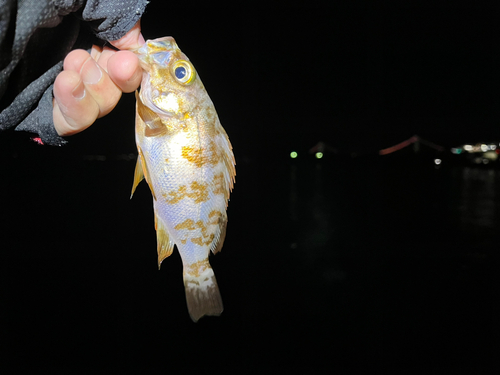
[{"xmin": 133, "ymin": 37, "xmax": 180, "ymax": 70}]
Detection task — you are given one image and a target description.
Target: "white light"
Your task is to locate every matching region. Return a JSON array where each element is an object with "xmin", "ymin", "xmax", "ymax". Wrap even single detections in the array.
[
  {"xmin": 483, "ymin": 159, "xmax": 489, "ymax": 164},
  {"xmin": 481, "ymin": 144, "xmax": 488, "ymax": 152},
  {"xmin": 434, "ymin": 159, "xmax": 442, "ymax": 165},
  {"xmin": 464, "ymin": 145, "xmax": 473, "ymax": 151},
  {"xmin": 491, "ymin": 145, "xmax": 497, "ymax": 150}
]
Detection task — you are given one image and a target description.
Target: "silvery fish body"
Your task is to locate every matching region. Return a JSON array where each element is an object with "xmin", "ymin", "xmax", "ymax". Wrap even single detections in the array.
[{"xmin": 131, "ymin": 37, "xmax": 235, "ymax": 322}]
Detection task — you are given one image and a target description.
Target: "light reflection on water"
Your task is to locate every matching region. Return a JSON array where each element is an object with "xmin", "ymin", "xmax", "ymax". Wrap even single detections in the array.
[
  {"xmin": 459, "ymin": 167, "xmax": 498, "ymax": 229},
  {"xmin": 289, "ymin": 163, "xmax": 334, "ymax": 253}
]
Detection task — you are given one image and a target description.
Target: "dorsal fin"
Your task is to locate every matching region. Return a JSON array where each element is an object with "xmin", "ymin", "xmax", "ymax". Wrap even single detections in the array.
[{"xmin": 210, "ymin": 213, "xmax": 228, "ymax": 255}]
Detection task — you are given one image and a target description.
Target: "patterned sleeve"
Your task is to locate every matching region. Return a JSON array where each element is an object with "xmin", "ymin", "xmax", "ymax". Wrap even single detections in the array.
[
  {"xmin": 82, "ymin": 0, "xmax": 148, "ymax": 41},
  {"xmin": 0, "ymin": 0, "xmax": 148, "ymax": 146}
]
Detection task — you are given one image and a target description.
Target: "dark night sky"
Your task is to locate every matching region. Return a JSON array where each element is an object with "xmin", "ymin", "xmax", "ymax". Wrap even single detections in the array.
[{"xmin": 134, "ymin": 5, "xmax": 500, "ymax": 157}]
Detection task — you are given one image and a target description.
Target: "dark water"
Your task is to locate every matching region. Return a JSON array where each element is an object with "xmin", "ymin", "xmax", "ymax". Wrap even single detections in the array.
[{"xmin": 1, "ymin": 145, "xmax": 499, "ymax": 372}]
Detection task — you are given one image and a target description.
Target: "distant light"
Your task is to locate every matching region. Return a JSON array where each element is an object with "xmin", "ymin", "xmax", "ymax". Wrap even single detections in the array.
[
  {"xmin": 434, "ymin": 159, "xmax": 442, "ymax": 165},
  {"xmin": 481, "ymin": 144, "xmax": 488, "ymax": 152},
  {"xmin": 483, "ymin": 151, "xmax": 498, "ymax": 161},
  {"xmin": 483, "ymin": 159, "xmax": 490, "ymax": 164},
  {"xmin": 451, "ymin": 148, "xmax": 462, "ymax": 154},
  {"xmin": 464, "ymin": 145, "xmax": 473, "ymax": 151},
  {"xmin": 315, "ymin": 152, "xmax": 324, "ymax": 159},
  {"xmin": 290, "ymin": 151, "xmax": 298, "ymax": 159}
]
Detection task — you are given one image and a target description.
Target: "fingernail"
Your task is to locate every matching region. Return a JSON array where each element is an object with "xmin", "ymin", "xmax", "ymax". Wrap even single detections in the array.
[
  {"xmin": 81, "ymin": 58, "xmax": 102, "ymax": 84},
  {"xmin": 72, "ymin": 79, "xmax": 85, "ymax": 99}
]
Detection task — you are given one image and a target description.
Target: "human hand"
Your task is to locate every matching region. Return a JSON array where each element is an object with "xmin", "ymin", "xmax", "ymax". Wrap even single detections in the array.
[{"xmin": 53, "ymin": 21, "xmax": 145, "ymax": 136}]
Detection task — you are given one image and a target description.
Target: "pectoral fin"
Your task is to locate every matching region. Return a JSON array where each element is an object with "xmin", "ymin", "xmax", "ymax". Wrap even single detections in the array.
[
  {"xmin": 156, "ymin": 215, "xmax": 175, "ymax": 269},
  {"xmin": 136, "ymin": 91, "xmax": 168, "ymax": 137},
  {"xmin": 131, "ymin": 146, "xmax": 157, "ymax": 200},
  {"xmin": 131, "ymin": 155, "xmax": 145, "ymax": 199}
]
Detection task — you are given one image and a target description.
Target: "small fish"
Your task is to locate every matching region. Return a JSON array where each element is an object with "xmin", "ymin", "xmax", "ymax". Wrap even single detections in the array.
[{"xmin": 131, "ymin": 37, "xmax": 235, "ymax": 322}]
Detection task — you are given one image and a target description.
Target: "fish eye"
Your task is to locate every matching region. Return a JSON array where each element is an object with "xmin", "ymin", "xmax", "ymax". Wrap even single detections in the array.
[
  {"xmin": 171, "ymin": 60, "xmax": 195, "ymax": 85},
  {"xmin": 175, "ymin": 66, "xmax": 186, "ymax": 79}
]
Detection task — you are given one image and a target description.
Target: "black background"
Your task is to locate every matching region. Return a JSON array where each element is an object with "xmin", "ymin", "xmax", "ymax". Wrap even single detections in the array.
[{"xmin": 1, "ymin": 4, "xmax": 500, "ymax": 373}]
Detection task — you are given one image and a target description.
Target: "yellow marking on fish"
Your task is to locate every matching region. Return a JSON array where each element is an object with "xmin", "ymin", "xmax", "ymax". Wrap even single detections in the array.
[
  {"xmin": 174, "ymin": 216, "xmax": 220, "ymax": 247},
  {"xmin": 212, "ymin": 173, "xmax": 225, "ymax": 195},
  {"xmin": 174, "ymin": 219, "xmax": 196, "ymax": 231},
  {"xmin": 184, "ymin": 259, "xmax": 211, "ymax": 277},
  {"xmin": 147, "ymin": 44, "xmax": 172, "ymax": 55},
  {"xmin": 164, "ymin": 185, "xmax": 187, "ymax": 204},
  {"xmin": 190, "ymin": 234, "xmax": 215, "ymax": 247},
  {"xmin": 190, "ymin": 182, "xmax": 209, "ymax": 203},
  {"xmin": 181, "ymin": 145, "xmax": 203, "ymax": 167},
  {"xmin": 189, "ymin": 220, "xmax": 216, "ymax": 246},
  {"xmin": 207, "ymin": 141, "xmax": 221, "ymax": 165},
  {"xmin": 163, "ymin": 181, "xmax": 209, "ymax": 205},
  {"xmin": 181, "ymin": 140, "xmax": 220, "ymax": 168},
  {"xmin": 208, "ymin": 210, "xmax": 223, "ymax": 224},
  {"xmin": 191, "ymin": 237, "xmax": 203, "ymax": 246},
  {"xmin": 196, "ymin": 220, "xmax": 207, "ymax": 237}
]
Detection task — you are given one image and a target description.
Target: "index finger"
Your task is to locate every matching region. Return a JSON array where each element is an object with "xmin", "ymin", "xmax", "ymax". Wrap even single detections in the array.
[{"xmin": 109, "ymin": 20, "xmax": 145, "ymax": 50}]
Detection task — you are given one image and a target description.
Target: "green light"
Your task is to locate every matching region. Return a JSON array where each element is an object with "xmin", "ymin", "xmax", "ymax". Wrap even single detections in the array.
[
  {"xmin": 290, "ymin": 151, "xmax": 298, "ymax": 159},
  {"xmin": 315, "ymin": 152, "xmax": 323, "ymax": 159},
  {"xmin": 456, "ymin": 148, "xmax": 462, "ymax": 154}
]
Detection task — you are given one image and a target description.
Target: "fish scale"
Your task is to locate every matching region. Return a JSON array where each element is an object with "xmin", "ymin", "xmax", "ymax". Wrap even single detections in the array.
[{"xmin": 130, "ymin": 37, "xmax": 235, "ymax": 322}]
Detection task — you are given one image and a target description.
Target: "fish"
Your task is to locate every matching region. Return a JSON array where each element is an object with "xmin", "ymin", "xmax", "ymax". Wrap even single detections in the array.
[{"xmin": 130, "ymin": 37, "xmax": 235, "ymax": 322}]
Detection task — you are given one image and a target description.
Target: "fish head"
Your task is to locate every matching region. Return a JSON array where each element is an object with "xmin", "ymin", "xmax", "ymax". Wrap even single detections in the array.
[{"xmin": 134, "ymin": 37, "xmax": 204, "ymax": 120}]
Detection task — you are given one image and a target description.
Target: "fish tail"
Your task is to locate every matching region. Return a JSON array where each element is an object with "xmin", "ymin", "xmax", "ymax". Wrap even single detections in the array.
[{"xmin": 183, "ymin": 260, "xmax": 223, "ymax": 322}]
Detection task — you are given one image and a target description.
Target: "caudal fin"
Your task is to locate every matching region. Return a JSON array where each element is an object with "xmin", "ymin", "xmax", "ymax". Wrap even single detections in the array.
[{"xmin": 183, "ymin": 260, "xmax": 223, "ymax": 322}]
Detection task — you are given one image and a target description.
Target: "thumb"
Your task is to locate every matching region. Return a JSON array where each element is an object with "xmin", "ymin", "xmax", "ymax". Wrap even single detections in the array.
[{"xmin": 109, "ymin": 20, "xmax": 145, "ymax": 50}]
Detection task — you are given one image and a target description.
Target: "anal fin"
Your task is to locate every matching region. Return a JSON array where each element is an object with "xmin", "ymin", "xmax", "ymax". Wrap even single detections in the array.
[{"xmin": 156, "ymin": 215, "xmax": 175, "ymax": 269}]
